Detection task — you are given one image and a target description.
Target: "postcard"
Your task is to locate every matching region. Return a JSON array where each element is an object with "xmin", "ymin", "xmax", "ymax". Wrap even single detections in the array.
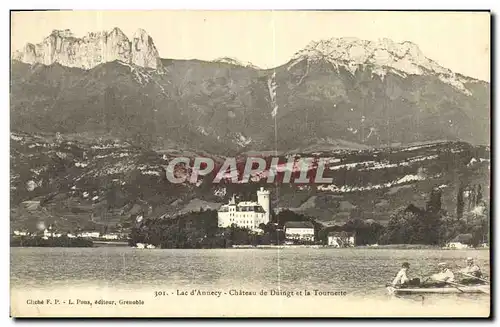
[{"xmin": 10, "ymin": 10, "xmax": 491, "ymax": 318}]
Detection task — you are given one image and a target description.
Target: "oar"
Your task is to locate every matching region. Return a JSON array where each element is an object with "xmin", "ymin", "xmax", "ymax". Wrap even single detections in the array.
[
  {"xmin": 446, "ymin": 280, "xmax": 489, "ymax": 294},
  {"xmin": 445, "ymin": 280, "xmax": 466, "ymax": 293},
  {"xmin": 480, "ymin": 287, "xmax": 491, "ymax": 295},
  {"xmin": 459, "ymin": 272, "xmax": 490, "ymax": 284}
]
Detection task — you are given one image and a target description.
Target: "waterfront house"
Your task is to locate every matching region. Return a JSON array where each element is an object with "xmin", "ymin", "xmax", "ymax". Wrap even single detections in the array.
[
  {"xmin": 101, "ymin": 233, "xmax": 119, "ymax": 240},
  {"xmin": 284, "ymin": 221, "xmax": 315, "ymax": 242},
  {"xmin": 217, "ymin": 188, "xmax": 271, "ymax": 231},
  {"xmin": 136, "ymin": 243, "xmax": 156, "ymax": 249},
  {"xmin": 41, "ymin": 224, "xmax": 63, "ymax": 238},
  {"xmin": 78, "ymin": 231, "xmax": 101, "ymax": 238},
  {"xmin": 446, "ymin": 234, "xmax": 473, "ymax": 249},
  {"xmin": 328, "ymin": 231, "xmax": 356, "ymax": 247}
]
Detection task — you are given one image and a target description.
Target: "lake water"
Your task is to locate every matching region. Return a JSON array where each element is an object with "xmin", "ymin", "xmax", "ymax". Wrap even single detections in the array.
[{"xmin": 10, "ymin": 247, "xmax": 491, "ymax": 317}]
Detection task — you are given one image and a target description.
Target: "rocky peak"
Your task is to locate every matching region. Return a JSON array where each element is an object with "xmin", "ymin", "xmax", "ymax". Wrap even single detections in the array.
[
  {"xmin": 131, "ymin": 29, "xmax": 161, "ymax": 69},
  {"xmin": 291, "ymin": 37, "xmax": 440, "ymax": 74},
  {"xmin": 289, "ymin": 36, "xmax": 475, "ymax": 95},
  {"xmin": 14, "ymin": 43, "xmax": 37, "ymax": 64},
  {"xmin": 109, "ymin": 27, "xmax": 128, "ymax": 39},
  {"xmin": 13, "ymin": 27, "xmax": 162, "ymax": 70}
]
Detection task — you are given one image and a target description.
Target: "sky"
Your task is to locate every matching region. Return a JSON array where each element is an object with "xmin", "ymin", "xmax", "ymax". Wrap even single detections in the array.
[{"xmin": 11, "ymin": 10, "xmax": 490, "ymax": 81}]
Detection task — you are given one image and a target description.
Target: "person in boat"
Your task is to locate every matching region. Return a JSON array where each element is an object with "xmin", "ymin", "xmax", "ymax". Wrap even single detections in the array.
[
  {"xmin": 459, "ymin": 257, "xmax": 484, "ymax": 284},
  {"xmin": 392, "ymin": 262, "xmax": 420, "ymax": 288},
  {"xmin": 423, "ymin": 262, "xmax": 455, "ymax": 287},
  {"xmin": 392, "ymin": 262, "xmax": 410, "ymax": 287},
  {"xmin": 460, "ymin": 257, "xmax": 482, "ymax": 277}
]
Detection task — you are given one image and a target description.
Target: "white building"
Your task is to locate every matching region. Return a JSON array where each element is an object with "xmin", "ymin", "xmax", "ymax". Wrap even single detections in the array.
[
  {"xmin": 78, "ymin": 231, "xmax": 101, "ymax": 238},
  {"xmin": 328, "ymin": 232, "xmax": 355, "ymax": 247},
  {"xmin": 217, "ymin": 187, "xmax": 271, "ymax": 231},
  {"xmin": 284, "ymin": 221, "xmax": 315, "ymax": 242},
  {"xmin": 446, "ymin": 242, "xmax": 470, "ymax": 249},
  {"xmin": 13, "ymin": 230, "xmax": 28, "ymax": 236},
  {"xmin": 102, "ymin": 233, "xmax": 119, "ymax": 240},
  {"xmin": 43, "ymin": 229, "xmax": 62, "ymax": 238},
  {"xmin": 446, "ymin": 234, "xmax": 473, "ymax": 249}
]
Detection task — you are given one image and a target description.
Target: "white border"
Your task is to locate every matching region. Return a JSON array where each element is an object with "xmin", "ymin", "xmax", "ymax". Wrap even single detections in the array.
[
  {"xmin": 2, "ymin": 1, "xmax": 498, "ymax": 326},
  {"xmin": 2, "ymin": 1, "xmax": 499, "ymax": 10}
]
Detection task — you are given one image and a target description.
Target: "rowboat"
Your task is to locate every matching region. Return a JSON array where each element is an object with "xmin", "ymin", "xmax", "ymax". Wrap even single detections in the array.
[{"xmin": 387, "ymin": 284, "xmax": 490, "ymax": 295}]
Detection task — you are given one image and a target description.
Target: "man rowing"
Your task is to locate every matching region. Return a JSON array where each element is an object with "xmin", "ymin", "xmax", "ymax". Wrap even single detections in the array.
[
  {"xmin": 422, "ymin": 262, "xmax": 455, "ymax": 287},
  {"xmin": 460, "ymin": 257, "xmax": 482, "ymax": 277},
  {"xmin": 459, "ymin": 257, "xmax": 485, "ymax": 284}
]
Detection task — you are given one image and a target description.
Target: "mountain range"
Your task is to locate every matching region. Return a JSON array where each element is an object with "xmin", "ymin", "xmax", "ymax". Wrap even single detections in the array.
[
  {"xmin": 10, "ymin": 27, "xmax": 491, "ymax": 232},
  {"xmin": 11, "ymin": 28, "xmax": 490, "ymax": 154},
  {"xmin": 13, "ymin": 28, "xmax": 162, "ymax": 70}
]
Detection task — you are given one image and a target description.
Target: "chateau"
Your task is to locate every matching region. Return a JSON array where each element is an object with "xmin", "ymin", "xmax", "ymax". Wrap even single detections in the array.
[{"xmin": 217, "ymin": 187, "xmax": 271, "ymax": 231}]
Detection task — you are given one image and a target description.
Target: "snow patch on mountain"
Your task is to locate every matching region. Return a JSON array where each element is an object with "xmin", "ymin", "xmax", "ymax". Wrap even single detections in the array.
[
  {"xmin": 213, "ymin": 57, "xmax": 260, "ymax": 69},
  {"xmin": 316, "ymin": 173, "xmax": 427, "ymax": 194},
  {"xmin": 235, "ymin": 133, "xmax": 253, "ymax": 147},
  {"xmin": 358, "ymin": 154, "xmax": 439, "ymax": 171},
  {"xmin": 196, "ymin": 126, "xmax": 210, "ymax": 136},
  {"xmin": 289, "ymin": 37, "xmax": 475, "ymax": 95}
]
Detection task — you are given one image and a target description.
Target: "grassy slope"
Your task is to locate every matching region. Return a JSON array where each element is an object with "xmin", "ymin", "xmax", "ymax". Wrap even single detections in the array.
[{"xmin": 10, "ymin": 132, "xmax": 490, "ymax": 232}]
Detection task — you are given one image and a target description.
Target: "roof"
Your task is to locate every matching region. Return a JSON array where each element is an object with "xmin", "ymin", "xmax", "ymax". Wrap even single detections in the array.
[
  {"xmin": 450, "ymin": 233, "xmax": 473, "ymax": 243},
  {"xmin": 218, "ymin": 204, "xmax": 264, "ymax": 213},
  {"xmin": 284, "ymin": 221, "xmax": 314, "ymax": 229},
  {"xmin": 237, "ymin": 201, "xmax": 259, "ymax": 206}
]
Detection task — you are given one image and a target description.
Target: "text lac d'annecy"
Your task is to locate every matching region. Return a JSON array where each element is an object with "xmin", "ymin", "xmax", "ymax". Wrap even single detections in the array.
[{"xmin": 182, "ymin": 289, "xmax": 347, "ymax": 298}]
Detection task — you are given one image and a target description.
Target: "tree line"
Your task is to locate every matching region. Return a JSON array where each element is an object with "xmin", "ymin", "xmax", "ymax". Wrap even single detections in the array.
[
  {"xmin": 379, "ymin": 184, "xmax": 488, "ymax": 246},
  {"xmin": 127, "ymin": 183, "xmax": 489, "ymax": 248}
]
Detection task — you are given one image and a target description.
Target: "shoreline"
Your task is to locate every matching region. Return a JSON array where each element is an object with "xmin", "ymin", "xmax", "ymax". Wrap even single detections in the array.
[{"xmin": 10, "ymin": 244, "xmax": 490, "ymax": 250}]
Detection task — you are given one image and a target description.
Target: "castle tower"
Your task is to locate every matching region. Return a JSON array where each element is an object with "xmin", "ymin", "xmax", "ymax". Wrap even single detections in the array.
[{"xmin": 257, "ymin": 187, "xmax": 271, "ymax": 224}]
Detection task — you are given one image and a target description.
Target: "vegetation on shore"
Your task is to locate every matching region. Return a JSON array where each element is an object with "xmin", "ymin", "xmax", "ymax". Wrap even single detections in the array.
[
  {"xmin": 379, "ymin": 184, "xmax": 488, "ymax": 246},
  {"xmin": 10, "ymin": 235, "xmax": 94, "ymax": 247},
  {"xmin": 356, "ymin": 244, "xmax": 439, "ymax": 249},
  {"xmin": 127, "ymin": 183, "xmax": 488, "ymax": 249},
  {"xmin": 12, "ymin": 183, "xmax": 487, "ymax": 250}
]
